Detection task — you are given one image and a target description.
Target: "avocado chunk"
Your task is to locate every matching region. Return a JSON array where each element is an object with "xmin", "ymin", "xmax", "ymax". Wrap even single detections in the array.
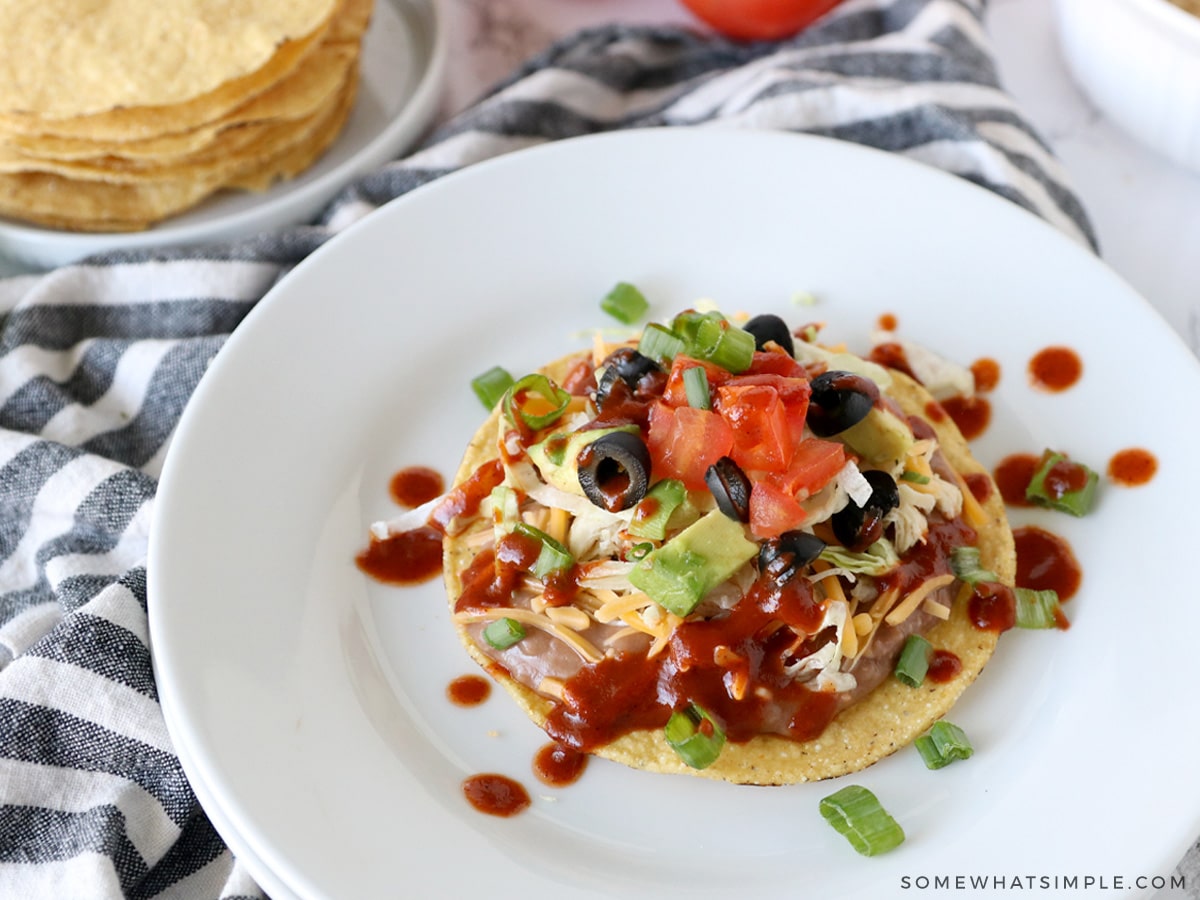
[
  {"xmin": 629, "ymin": 509, "xmax": 758, "ymax": 616},
  {"xmin": 527, "ymin": 424, "xmax": 639, "ymax": 496},
  {"xmin": 838, "ymin": 406, "xmax": 915, "ymax": 468}
]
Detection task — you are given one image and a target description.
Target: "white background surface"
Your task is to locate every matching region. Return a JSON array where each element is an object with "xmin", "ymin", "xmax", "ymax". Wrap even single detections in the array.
[{"xmin": 439, "ymin": 0, "xmax": 1200, "ymax": 356}]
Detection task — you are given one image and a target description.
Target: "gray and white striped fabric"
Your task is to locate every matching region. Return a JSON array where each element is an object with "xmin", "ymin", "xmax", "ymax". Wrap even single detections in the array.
[{"xmin": 0, "ymin": 0, "xmax": 1151, "ymax": 897}]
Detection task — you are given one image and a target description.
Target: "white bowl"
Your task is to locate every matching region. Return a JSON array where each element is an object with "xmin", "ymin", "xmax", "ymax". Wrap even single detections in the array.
[{"xmin": 1053, "ymin": 0, "xmax": 1200, "ymax": 172}]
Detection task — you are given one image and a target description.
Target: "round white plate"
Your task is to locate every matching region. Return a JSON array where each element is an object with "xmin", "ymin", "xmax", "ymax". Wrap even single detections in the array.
[
  {"xmin": 0, "ymin": 0, "xmax": 445, "ymax": 271},
  {"xmin": 149, "ymin": 129, "xmax": 1200, "ymax": 899}
]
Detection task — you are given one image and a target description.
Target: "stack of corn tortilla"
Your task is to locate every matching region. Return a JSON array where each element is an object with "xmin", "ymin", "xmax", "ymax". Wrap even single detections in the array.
[{"xmin": 0, "ymin": 0, "xmax": 373, "ymax": 232}]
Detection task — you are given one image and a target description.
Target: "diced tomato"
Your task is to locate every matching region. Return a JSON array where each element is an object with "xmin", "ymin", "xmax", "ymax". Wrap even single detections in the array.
[
  {"xmin": 661, "ymin": 356, "xmax": 731, "ymax": 408},
  {"xmin": 749, "ymin": 480, "xmax": 808, "ymax": 540},
  {"xmin": 769, "ymin": 439, "xmax": 846, "ymax": 499},
  {"xmin": 746, "ymin": 349, "xmax": 808, "ymax": 379},
  {"xmin": 646, "ymin": 401, "xmax": 734, "ymax": 490},
  {"xmin": 723, "ymin": 372, "xmax": 810, "ymax": 447},
  {"xmin": 713, "ymin": 383, "xmax": 793, "ymax": 473}
]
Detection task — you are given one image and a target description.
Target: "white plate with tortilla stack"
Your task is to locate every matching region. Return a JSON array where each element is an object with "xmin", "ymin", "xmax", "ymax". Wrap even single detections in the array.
[
  {"xmin": 149, "ymin": 129, "xmax": 1200, "ymax": 899},
  {"xmin": 0, "ymin": 0, "xmax": 445, "ymax": 271}
]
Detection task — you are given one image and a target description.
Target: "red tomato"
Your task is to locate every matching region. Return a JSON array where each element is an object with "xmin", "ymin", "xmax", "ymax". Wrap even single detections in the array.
[
  {"xmin": 746, "ymin": 349, "xmax": 808, "ymax": 379},
  {"xmin": 713, "ymin": 383, "xmax": 793, "ymax": 473},
  {"xmin": 661, "ymin": 356, "xmax": 731, "ymax": 408},
  {"xmin": 769, "ymin": 438, "xmax": 846, "ymax": 498},
  {"xmin": 723, "ymin": 371, "xmax": 810, "ymax": 447},
  {"xmin": 749, "ymin": 480, "xmax": 808, "ymax": 539},
  {"xmin": 647, "ymin": 401, "xmax": 735, "ymax": 490},
  {"xmin": 679, "ymin": 0, "xmax": 845, "ymax": 41}
]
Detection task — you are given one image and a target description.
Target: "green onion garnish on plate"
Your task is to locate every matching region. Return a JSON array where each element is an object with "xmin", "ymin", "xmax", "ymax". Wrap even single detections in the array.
[
  {"xmin": 819, "ymin": 785, "xmax": 905, "ymax": 856},
  {"xmin": 600, "ymin": 281, "xmax": 649, "ymax": 324},
  {"xmin": 1025, "ymin": 449, "xmax": 1099, "ymax": 517},
  {"xmin": 1015, "ymin": 587, "xmax": 1061, "ymax": 629},
  {"xmin": 914, "ymin": 720, "xmax": 974, "ymax": 770},
  {"xmin": 471, "ymin": 365, "xmax": 514, "ymax": 411}
]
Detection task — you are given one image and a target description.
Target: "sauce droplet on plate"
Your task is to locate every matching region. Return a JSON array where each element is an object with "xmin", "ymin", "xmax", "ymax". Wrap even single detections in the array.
[
  {"xmin": 970, "ymin": 357, "xmax": 1001, "ymax": 392},
  {"xmin": 355, "ymin": 526, "xmax": 443, "ymax": 585},
  {"xmin": 877, "ymin": 312, "xmax": 898, "ymax": 331},
  {"xmin": 1029, "ymin": 346, "xmax": 1082, "ymax": 392},
  {"xmin": 447, "ymin": 674, "xmax": 491, "ymax": 707},
  {"xmin": 993, "ymin": 453, "xmax": 1040, "ymax": 507},
  {"xmin": 1107, "ymin": 447, "xmax": 1157, "ymax": 487},
  {"xmin": 1014, "ymin": 525, "xmax": 1081, "ymax": 601},
  {"xmin": 389, "ymin": 466, "xmax": 444, "ymax": 507},
  {"xmin": 462, "ymin": 774, "xmax": 531, "ymax": 817}
]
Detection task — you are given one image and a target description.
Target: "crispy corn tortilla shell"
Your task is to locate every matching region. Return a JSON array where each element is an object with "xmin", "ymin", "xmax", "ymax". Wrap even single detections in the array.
[
  {"xmin": 0, "ymin": 66, "xmax": 358, "ymax": 232},
  {"xmin": 0, "ymin": 39, "xmax": 359, "ymax": 163},
  {"xmin": 0, "ymin": 0, "xmax": 338, "ymax": 120},
  {"xmin": 0, "ymin": 0, "xmax": 365, "ymax": 142},
  {"xmin": 444, "ymin": 353, "xmax": 1015, "ymax": 785},
  {"xmin": 0, "ymin": 46, "xmax": 359, "ymax": 181}
]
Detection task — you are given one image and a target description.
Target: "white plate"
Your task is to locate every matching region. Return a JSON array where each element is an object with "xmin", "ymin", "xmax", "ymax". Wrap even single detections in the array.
[
  {"xmin": 0, "ymin": 0, "xmax": 445, "ymax": 272},
  {"xmin": 149, "ymin": 129, "xmax": 1200, "ymax": 899}
]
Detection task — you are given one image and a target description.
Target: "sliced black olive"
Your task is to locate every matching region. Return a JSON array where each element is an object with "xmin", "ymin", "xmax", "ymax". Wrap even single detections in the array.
[
  {"xmin": 594, "ymin": 348, "xmax": 661, "ymax": 407},
  {"xmin": 705, "ymin": 456, "xmax": 752, "ymax": 522},
  {"xmin": 742, "ymin": 314, "xmax": 795, "ymax": 357},
  {"xmin": 577, "ymin": 431, "xmax": 651, "ymax": 512},
  {"xmin": 757, "ymin": 530, "xmax": 826, "ymax": 584},
  {"xmin": 831, "ymin": 470, "xmax": 900, "ymax": 551},
  {"xmin": 806, "ymin": 370, "xmax": 879, "ymax": 437}
]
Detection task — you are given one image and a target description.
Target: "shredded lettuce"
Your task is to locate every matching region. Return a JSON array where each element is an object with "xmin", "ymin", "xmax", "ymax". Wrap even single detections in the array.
[{"xmin": 818, "ymin": 540, "xmax": 899, "ymax": 576}]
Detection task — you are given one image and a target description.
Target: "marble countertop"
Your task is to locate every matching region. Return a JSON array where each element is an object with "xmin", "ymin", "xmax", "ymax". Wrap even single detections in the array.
[{"xmin": 440, "ymin": 0, "xmax": 1200, "ymax": 355}]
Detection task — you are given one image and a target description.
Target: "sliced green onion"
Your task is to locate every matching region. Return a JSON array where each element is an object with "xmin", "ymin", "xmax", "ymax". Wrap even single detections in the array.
[
  {"xmin": 637, "ymin": 323, "xmax": 687, "ymax": 363},
  {"xmin": 819, "ymin": 785, "xmax": 905, "ymax": 856},
  {"xmin": 471, "ymin": 366, "xmax": 514, "ymax": 411},
  {"xmin": 893, "ymin": 634, "xmax": 932, "ymax": 688},
  {"xmin": 1015, "ymin": 587, "xmax": 1060, "ymax": 629},
  {"xmin": 682, "ymin": 365, "xmax": 711, "ymax": 410},
  {"xmin": 664, "ymin": 703, "xmax": 725, "ymax": 769},
  {"xmin": 627, "ymin": 541, "xmax": 654, "ymax": 561},
  {"xmin": 899, "ymin": 469, "xmax": 931, "ymax": 485},
  {"xmin": 483, "ymin": 617, "xmax": 526, "ymax": 650},
  {"xmin": 914, "ymin": 720, "xmax": 974, "ymax": 770},
  {"xmin": 600, "ymin": 281, "xmax": 649, "ymax": 324},
  {"xmin": 669, "ymin": 310, "xmax": 710, "ymax": 346},
  {"xmin": 513, "ymin": 522, "xmax": 574, "ymax": 577},
  {"xmin": 628, "ymin": 478, "xmax": 687, "ymax": 541},
  {"xmin": 1025, "ymin": 449, "xmax": 1099, "ymax": 517},
  {"xmin": 692, "ymin": 314, "xmax": 755, "ymax": 373},
  {"xmin": 502, "ymin": 373, "xmax": 571, "ymax": 431},
  {"xmin": 949, "ymin": 546, "xmax": 997, "ymax": 585}
]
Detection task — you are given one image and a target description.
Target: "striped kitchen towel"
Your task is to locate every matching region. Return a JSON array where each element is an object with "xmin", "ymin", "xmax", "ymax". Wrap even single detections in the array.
[{"xmin": 0, "ymin": 0, "xmax": 1148, "ymax": 898}]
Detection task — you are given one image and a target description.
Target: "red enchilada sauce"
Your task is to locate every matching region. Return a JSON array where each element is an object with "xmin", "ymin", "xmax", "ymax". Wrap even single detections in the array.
[
  {"xmin": 993, "ymin": 453, "xmax": 1039, "ymax": 507},
  {"xmin": 970, "ymin": 358, "xmax": 1000, "ymax": 392},
  {"xmin": 940, "ymin": 394, "xmax": 990, "ymax": 441},
  {"xmin": 533, "ymin": 742, "xmax": 588, "ymax": 787},
  {"xmin": 1029, "ymin": 346, "xmax": 1082, "ymax": 392},
  {"xmin": 1014, "ymin": 526, "xmax": 1081, "ymax": 601},
  {"xmin": 927, "ymin": 649, "xmax": 963, "ymax": 683},
  {"xmin": 389, "ymin": 466, "xmax": 444, "ymax": 507},
  {"xmin": 358, "ymin": 461, "xmax": 502, "ymax": 586},
  {"xmin": 1108, "ymin": 448, "xmax": 1157, "ymax": 486},
  {"xmin": 462, "ymin": 774, "xmax": 530, "ymax": 817},
  {"xmin": 447, "ymin": 675, "xmax": 491, "ymax": 707}
]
